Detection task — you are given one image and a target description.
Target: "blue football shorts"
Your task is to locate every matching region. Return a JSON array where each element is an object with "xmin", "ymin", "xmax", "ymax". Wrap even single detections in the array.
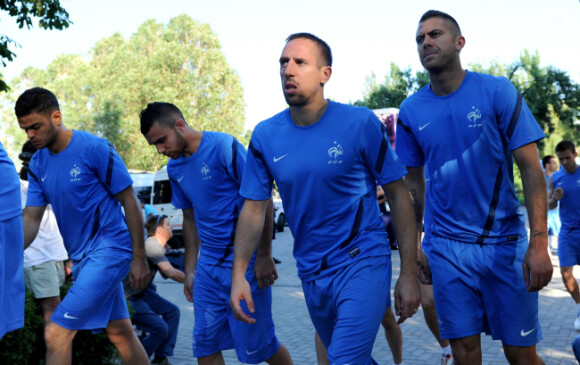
[
  {"xmin": 547, "ymin": 208, "xmax": 561, "ymax": 236},
  {"xmin": 302, "ymin": 255, "xmax": 390, "ymax": 365},
  {"xmin": 558, "ymin": 227, "xmax": 580, "ymax": 267},
  {"xmin": 429, "ymin": 236, "xmax": 541, "ymax": 346},
  {"xmin": 51, "ymin": 247, "xmax": 131, "ymax": 332},
  {"xmin": 193, "ymin": 260, "xmax": 280, "ymax": 363}
]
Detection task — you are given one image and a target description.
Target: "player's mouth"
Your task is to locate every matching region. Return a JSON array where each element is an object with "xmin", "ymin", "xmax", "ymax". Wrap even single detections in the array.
[{"xmin": 284, "ymin": 82, "xmax": 297, "ymax": 95}]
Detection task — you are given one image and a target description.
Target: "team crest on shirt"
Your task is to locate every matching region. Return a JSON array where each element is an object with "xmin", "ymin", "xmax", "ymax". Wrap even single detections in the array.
[
  {"xmin": 201, "ymin": 163, "xmax": 212, "ymax": 181},
  {"xmin": 467, "ymin": 106, "xmax": 483, "ymax": 128},
  {"xmin": 69, "ymin": 164, "xmax": 82, "ymax": 182},
  {"xmin": 327, "ymin": 141, "xmax": 343, "ymax": 164}
]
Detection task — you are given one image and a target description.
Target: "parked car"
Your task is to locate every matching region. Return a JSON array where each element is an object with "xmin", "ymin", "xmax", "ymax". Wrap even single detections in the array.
[
  {"xmin": 273, "ymin": 199, "xmax": 286, "ymax": 232},
  {"xmin": 129, "ymin": 170, "xmax": 154, "ymax": 201},
  {"xmin": 151, "ymin": 165, "xmax": 183, "ymax": 248}
]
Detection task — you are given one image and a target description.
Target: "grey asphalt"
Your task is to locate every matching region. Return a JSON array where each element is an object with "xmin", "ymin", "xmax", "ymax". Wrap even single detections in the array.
[{"xmin": 155, "ymin": 228, "xmax": 580, "ymax": 365}]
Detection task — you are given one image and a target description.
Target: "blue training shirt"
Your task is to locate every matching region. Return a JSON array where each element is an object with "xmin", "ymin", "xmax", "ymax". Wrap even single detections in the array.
[
  {"xmin": 396, "ymin": 70, "xmax": 545, "ymax": 244},
  {"xmin": 552, "ymin": 167, "xmax": 580, "ymax": 233},
  {"xmin": 0, "ymin": 142, "xmax": 21, "ymax": 220},
  {"xmin": 26, "ymin": 131, "xmax": 134, "ymax": 262},
  {"xmin": 168, "ymin": 131, "xmax": 246, "ymax": 267},
  {"xmin": 241, "ymin": 100, "xmax": 407, "ymax": 280}
]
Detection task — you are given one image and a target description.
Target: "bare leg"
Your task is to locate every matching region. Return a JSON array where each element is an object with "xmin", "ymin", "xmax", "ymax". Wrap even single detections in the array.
[
  {"xmin": 450, "ymin": 334, "xmax": 482, "ymax": 365},
  {"xmin": 39, "ymin": 296, "xmax": 62, "ymax": 324},
  {"xmin": 45, "ymin": 321, "xmax": 75, "ymax": 365},
  {"xmin": 503, "ymin": 344, "xmax": 545, "ymax": 365},
  {"xmin": 420, "ymin": 282, "xmax": 450, "ymax": 348},
  {"xmin": 198, "ymin": 352, "xmax": 226, "ymax": 365},
  {"xmin": 381, "ymin": 306, "xmax": 403, "ymax": 364},
  {"xmin": 314, "ymin": 332, "xmax": 329, "ymax": 365},
  {"xmin": 561, "ymin": 266, "xmax": 580, "ymax": 303},
  {"xmin": 266, "ymin": 343, "xmax": 294, "ymax": 364},
  {"xmin": 105, "ymin": 318, "xmax": 149, "ymax": 365}
]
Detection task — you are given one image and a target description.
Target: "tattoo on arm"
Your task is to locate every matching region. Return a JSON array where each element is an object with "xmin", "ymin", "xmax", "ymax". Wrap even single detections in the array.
[{"xmin": 410, "ymin": 189, "xmax": 422, "ymax": 224}]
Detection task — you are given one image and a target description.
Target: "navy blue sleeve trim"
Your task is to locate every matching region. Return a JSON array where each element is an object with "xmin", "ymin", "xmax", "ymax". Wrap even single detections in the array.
[
  {"xmin": 106, "ymin": 143, "xmax": 114, "ymax": 187},
  {"xmin": 232, "ymin": 138, "xmax": 239, "ymax": 181},
  {"xmin": 374, "ymin": 123, "xmax": 388, "ymax": 175},
  {"xmin": 397, "ymin": 118, "xmax": 412, "ymax": 133},
  {"xmin": 28, "ymin": 169, "xmax": 38, "ymax": 182},
  {"xmin": 248, "ymin": 140, "xmax": 266, "ymax": 166},
  {"xmin": 505, "ymin": 92, "xmax": 522, "ymax": 139},
  {"xmin": 477, "ymin": 167, "xmax": 504, "ymax": 244}
]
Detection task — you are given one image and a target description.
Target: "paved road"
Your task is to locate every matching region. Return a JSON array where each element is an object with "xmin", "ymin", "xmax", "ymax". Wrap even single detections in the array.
[{"xmin": 155, "ymin": 228, "xmax": 580, "ymax": 364}]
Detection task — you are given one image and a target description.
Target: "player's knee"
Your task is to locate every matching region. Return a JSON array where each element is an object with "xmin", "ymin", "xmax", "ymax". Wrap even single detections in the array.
[
  {"xmin": 44, "ymin": 322, "xmax": 73, "ymax": 349},
  {"xmin": 381, "ymin": 307, "xmax": 397, "ymax": 328}
]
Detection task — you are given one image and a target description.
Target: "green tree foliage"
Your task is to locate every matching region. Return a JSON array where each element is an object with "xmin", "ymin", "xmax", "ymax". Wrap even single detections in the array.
[
  {"xmin": 471, "ymin": 51, "xmax": 580, "ymax": 156},
  {"xmin": 353, "ymin": 63, "xmax": 428, "ymax": 109},
  {"xmin": 0, "ymin": 0, "xmax": 71, "ymax": 91},
  {"xmin": 2, "ymin": 14, "xmax": 245, "ymax": 170}
]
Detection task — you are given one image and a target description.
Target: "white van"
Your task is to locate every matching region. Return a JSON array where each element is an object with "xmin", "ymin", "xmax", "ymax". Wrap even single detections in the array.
[{"xmin": 151, "ymin": 166, "xmax": 183, "ymax": 243}]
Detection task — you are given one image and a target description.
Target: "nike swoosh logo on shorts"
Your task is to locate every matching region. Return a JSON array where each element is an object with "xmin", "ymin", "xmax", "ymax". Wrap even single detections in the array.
[
  {"xmin": 520, "ymin": 328, "xmax": 535, "ymax": 336},
  {"xmin": 64, "ymin": 312, "xmax": 78, "ymax": 319},
  {"xmin": 246, "ymin": 349, "xmax": 260, "ymax": 356},
  {"xmin": 178, "ymin": 176, "xmax": 184, "ymax": 183},
  {"xmin": 273, "ymin": 154, "xmax": 288, "ymax": 163}
]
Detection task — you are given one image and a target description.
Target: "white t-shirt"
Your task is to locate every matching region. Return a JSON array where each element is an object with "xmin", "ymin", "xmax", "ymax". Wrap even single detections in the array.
[{"xmin": 21, "ymin": 180, "xmax": 68, "ymax": 267}]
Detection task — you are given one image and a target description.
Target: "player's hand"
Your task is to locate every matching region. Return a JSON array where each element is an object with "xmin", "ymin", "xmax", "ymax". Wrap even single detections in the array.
[
  {"xmin": 394, "ymin": 272, "xmax": 421, "ymax": 324},
  {"xmin": 254, "ymin": 254, "xmax": 278, "ymax": 289},
  {"xmin": 129, "ymin": 256, "xmax": 150, "ymax": 292},
  {"xmin": 230, "ymin": 275, "xmax": 256, "ymax": 324},
  {"xmin": 523, "ymin": 235, "xmax": 553, "ymax": 292},
  {"xmin": 553, "ymin": 187, "xmax": 564, "ymax": 201},
  {"xmin": 417, "ymin": 249, "xmax": 432, "ymax": 285},
  {"xmin": 184, "ymin": 271, "xmax": 195, "ymax": 303}
]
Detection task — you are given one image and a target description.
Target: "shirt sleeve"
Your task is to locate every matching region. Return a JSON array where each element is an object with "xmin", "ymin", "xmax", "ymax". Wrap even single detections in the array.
[
  {"xmin": 168, "ymin": 165, "xmax": 192, "ymax": 210},
  {"xmin": 25, "ymin": 155, "xmax": 48, "ymax": 207},
  {"xmin": 361, "ymin": 111, "xmax": 408, "ymax": 186},
  {"xmin": 239, "ymin": 126, "xmax": 274, "ymax": 201},
  {"xmin": 89, "ymin": 138, "xmax": 133, "ymax": 195},
  {"xmin": 224, "ymin": 136, "xmax": 247, "ymax": 186},
  {"xmin": 395, "ymin": 104, "xmax": 426, "ymax": 167},
  {"xmin": 494, "ymin": 77, "xmax": 545, "ymax": 150},
  {"xmin": 144, "ymin": 237, "xmax": 169, "ymax": 265}
]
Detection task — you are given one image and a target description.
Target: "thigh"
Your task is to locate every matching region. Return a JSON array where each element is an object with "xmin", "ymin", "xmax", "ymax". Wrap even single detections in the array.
[
  {"xmin": 483, "ymin": 241, "xmax": 541, "ymax": 346},
  {"xmin": 429, "ymin": 237, "xmax": 484, "ymax": 340},
  {"xmin": 52, "ymin": 251, "xmax": 130, "ymax": 331},
  {"xmin": 24, "ymin": 260, "xmax": 62, "ymax": 298},
  {"xmin": 130, "ymin": 296, "xmax": 167, "ymax": 333},
  {"xmin": 329, "ymin": 256, "xmax": 389, "ymax": 365},
  {"xmin": 229, "ymin": 267, "xmax": 280, "ymax": 364},
  {"xmin": 558, "ymin": 230, "xmax": 580, "ymax": 267},
  {"xmin": 193, "ymin": 264, "xmax": 233, "ymax": 358}
]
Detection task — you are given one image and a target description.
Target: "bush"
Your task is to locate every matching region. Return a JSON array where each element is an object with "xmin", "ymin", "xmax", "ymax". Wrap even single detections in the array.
[{"xmin": 0, "ymin": 283, "xmax": 120, "ymax": 364}]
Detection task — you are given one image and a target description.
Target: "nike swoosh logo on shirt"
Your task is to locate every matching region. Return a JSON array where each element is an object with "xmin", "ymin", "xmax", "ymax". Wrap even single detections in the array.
[
  {"xmin": 418, "ymin": 122, "xmax": 431, "ymax": 131},
  {"xmin": 273, "ymin": 154, "xmax": 288, "ymax": 163},
  {"xmin": 520, "ymin": 328, "xmax": 535, "ymax": 337},
  {"xmin": 41, "ymin": 176, "xmax": 47, "ymax": 182},
  {"xmin": 177, "ymin": 176, "xmax": 184, "ymax": 183}
]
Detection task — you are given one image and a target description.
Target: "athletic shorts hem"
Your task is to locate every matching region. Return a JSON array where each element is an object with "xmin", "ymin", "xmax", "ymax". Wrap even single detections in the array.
[{"xmin": 236, "ymin": 340, "xmax": 281, "ymax": 364}]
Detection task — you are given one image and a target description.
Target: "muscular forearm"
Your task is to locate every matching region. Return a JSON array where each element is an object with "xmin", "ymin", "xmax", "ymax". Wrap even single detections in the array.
[
  {"xmin": 522, "ymin": 166, "xmax": 548, "ymax": 246},
  {"xmin": 22, "ymin": 206, "xmax": 45, "ymax": 249},
  {"xmin": 182, "ymin": 214, "xmax": 200, "ymax": 278},
  {"xmin": 385, "ymin": 181, "xmax": 419, "ymax": 276},
  {"xmin": 233, "ymin": 200, "xmax": 267, "ymax": 278},
  {"xmin": 402, "ymin": 167, "xmax": 426, "ymax": 254},
  {"xmin": 256, "ymin": 198, "xmax": 273, "ymax": 258},
  {"xmin": 123, "ymin": 196, "xmax": 146, "ymax": 259}
]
